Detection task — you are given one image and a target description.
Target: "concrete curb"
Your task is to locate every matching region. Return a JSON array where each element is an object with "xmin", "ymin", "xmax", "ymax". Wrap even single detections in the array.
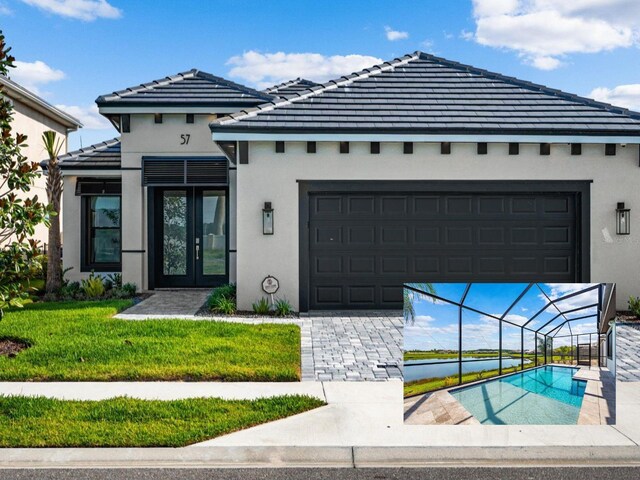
[{"xmin": 2, "ymin": 445, "xmax": 640, "ymax": 468}]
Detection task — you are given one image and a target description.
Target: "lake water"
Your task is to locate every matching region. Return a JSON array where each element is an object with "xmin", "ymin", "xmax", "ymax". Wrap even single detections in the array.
[{"xmin": 404, "ymin": 356, "xmax": 533, "ymax": 382}]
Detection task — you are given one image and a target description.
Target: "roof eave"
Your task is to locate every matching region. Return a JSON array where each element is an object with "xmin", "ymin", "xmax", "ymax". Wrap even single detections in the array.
[
  {"xmin": 1, "ymin": 76, "xmax": 82, "ymax": 129},
  {"xmin": 210, "ymin": 127, "xmax": 640, "ymax": 144}
]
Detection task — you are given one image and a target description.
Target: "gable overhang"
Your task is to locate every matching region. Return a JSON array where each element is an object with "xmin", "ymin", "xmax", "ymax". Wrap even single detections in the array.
[
  {"xmin": 210, "ymin": 131, "xmax": 640, "ymax": 144},
  {"xmin": 1, "ymin": 77, "xmax": 82, "ymax": 130}
]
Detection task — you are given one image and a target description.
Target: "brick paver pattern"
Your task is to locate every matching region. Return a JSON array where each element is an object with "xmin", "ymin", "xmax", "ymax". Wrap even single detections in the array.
[
  {"xmin": 616, "ymin": 323, "xmax": 640, "ymax": 382},
  {"xmin": 304, "ymin": 311, "xmax": 403, "ymax": 382}
]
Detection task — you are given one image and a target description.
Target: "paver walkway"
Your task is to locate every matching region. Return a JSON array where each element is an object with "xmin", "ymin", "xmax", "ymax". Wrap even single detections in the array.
[
  {"xmin": 121, "ymin": 289, "xmax": 210, "ymax": 317},
  {"xmin": 116, "ymin": 292, "xmax": 403, "ymax": 382},
  {"xmin": 617, "ymin": 323, "xmax": 640, "ymax": 382}
]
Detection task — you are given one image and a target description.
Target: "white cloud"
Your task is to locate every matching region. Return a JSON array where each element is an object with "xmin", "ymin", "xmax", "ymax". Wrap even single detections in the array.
[
  {"xmin": 421, "ymin": 39, "xmax": 434, "ymax": 51},
  {"xmin": 590, "ymin": 84, "xmax": 640, "ymax": 111},
  {"xmin": 11, "ymin": 60, "xmax": 65, "ymax": 94},
  {"xmin": 20, "ymin": 0, "xmax": 121, "ymax": 21},
  {"xmin": 54, "ymin": 104, "xmax": 111, "ymax": 129},
  {"xmin": 384, "ymin": 26, "xmax": 409, "ymax": 41},
  {"xmin": 0, "ymin": 2, "xmax": 12, "ymax": 14},
  {"xmin": 226, "ymin": 51, "xmax": 383, "ymax": 89},
  {"xmin": 470, "ymin": 0, "xmax": 640, "ymax": 69}
]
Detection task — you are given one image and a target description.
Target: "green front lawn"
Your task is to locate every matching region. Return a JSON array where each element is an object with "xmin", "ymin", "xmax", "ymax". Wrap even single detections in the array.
[
  {"xmin": 0, "ymin": 395, "xmax": 324, "ymax": 447},
  {"xmin": 0, "ymin": 300, "xmax": 300, "ymax": 381}
]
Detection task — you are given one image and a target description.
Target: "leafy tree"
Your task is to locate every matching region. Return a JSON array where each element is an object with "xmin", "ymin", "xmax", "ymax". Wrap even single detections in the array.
[
  {"xmin": 0, "ymin": 31, "xmax": 51, "ymax": 318},
  {"xmin": 42, "ymin": 130, "xmax": 63, "ymax": 293}
]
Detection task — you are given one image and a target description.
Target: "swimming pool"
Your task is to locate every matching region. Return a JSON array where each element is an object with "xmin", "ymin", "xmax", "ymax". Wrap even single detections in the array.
[{"xmin": 450, "ymin": 366, "xmax": 586, "ymax": 425}]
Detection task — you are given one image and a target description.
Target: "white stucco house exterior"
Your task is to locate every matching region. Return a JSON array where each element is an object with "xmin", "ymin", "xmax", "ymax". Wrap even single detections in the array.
[
  {"xmin": 1, "ymin": 75, "xmax": 81, "ymax": 245},
  {"xmin": 56, "ymin": 52, "xmax": 640, "ymax": 312}
]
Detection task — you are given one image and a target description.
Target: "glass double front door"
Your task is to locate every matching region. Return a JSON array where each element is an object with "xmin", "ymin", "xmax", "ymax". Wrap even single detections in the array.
[{"xmin": 154, "ymin": 188, "xmax": 227, "ymax": 288}]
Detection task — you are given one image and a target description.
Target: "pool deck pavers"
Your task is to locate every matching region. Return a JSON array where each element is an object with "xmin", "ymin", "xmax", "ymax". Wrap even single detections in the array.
[
  {"xmin": 575, "ymin": 367, "xmax": 616, "ymax": 425},
  {"xmin": 404, "ymin": 365, "xmax": 616, "ymax": 426},
  {"xmin": 116, "ymin": 292, "xmax": 403, "ymax": 382},
  {"xmin": 403, "ymin": 390, "xmax": 479, "ymax": 425}
]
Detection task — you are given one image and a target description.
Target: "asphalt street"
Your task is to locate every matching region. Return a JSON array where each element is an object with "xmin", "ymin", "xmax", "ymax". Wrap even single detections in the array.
[{"xmin": 1, "ymin": 467, "xmax": 639, "ymax": 480}]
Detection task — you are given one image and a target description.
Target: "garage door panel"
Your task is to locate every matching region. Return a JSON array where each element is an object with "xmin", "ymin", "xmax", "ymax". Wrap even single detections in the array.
[
  {"xmin": 349, "ymin": 256, "xmax": 376, "ymax": 274},
  {"xmin": 479, "ymin": 197, "xmax": 506, "ymax": 214},
  {"xmin": 381, "ymin": 196, "xmax": 409, "ymax": 215},
  {"xmin": 307, "ymin": 190, "xmax": 580, "ymax": 310},
  {"xmin": 348, "ymin": 226, "xmax": 375, "ymax": 245},
  {"xmin": 446, "ymin": 196, "xmax": 473, "ymax": 214},
  {"xmin": 348, "ymin": 196, "xmax": 375, "ymax": 214},
  {"xmin": 414, "ymin": 196, "xmax": 440, "ymax": 214}
]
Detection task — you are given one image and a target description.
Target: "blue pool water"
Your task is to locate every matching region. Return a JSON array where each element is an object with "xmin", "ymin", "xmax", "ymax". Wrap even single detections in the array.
[{"xmin": 450, "ymin": 366, "xmax": 586, "ymax": 425}]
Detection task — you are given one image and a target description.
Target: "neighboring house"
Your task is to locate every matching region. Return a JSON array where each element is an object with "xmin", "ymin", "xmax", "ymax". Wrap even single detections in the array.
[
  {"xmin": 56, "ymin": 52, "xmax": 640, "ymax": 312},
  {"xmin": 1, "ymin": 75, "xmax": 82, "ymax": 246}
]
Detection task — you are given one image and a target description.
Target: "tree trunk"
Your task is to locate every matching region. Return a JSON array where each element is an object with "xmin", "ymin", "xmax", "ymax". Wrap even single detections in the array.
[{"xmin": 45, "ymin": 162, "xmax": 63, "ymax": 293}]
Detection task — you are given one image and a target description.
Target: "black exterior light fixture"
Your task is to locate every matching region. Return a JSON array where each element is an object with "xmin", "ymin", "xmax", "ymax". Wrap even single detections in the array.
[
  {"xmin": 263, "ymin": 202, "xmax": 274, "ymax": 235},
  {"xmin": 616, "ymin": 202, "xmax": 630, "ymax": 235}
]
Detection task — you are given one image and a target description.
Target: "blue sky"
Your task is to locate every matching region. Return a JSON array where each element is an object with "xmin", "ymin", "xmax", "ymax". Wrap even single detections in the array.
[
  {"xmin": 404, "ymin": 283, "xmax": 601, "ymax": 351},
  {"xmin": 2, "ymin": 0, "xmax": 640, "ymax": 150}
]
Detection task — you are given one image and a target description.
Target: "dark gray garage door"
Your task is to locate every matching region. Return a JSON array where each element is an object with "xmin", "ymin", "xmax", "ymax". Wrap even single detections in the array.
[{"xmin": 302, "ymin": 182, "xmax": 588, "ymax": 310}]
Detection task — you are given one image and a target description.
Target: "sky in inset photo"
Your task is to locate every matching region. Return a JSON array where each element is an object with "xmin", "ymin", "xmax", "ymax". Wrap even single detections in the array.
[{"xmin": 404, "ymin": 283, "xmax": 601, "ymax": 351}]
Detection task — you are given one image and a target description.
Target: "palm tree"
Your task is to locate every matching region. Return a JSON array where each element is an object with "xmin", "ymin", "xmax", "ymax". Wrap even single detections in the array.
[
  {"xmin": 42, "ymin": 131, "xmax": 64, "ymax": 293},
  {"xmin": 404, "ymin": 283, "xmax": 436, "ymax": 324}
]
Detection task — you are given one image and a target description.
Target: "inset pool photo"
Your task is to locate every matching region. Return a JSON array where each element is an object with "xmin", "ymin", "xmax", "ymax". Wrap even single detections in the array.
[{"xmin": 403, "ymin": 283, "xmax": 616, "ymax": 426}]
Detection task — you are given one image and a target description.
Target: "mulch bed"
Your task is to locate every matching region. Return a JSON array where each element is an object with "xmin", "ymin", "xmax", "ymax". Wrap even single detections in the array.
[
  {"xmin": 195, "ymin": 306, "xmax": 299, "ymax": 319},
  {"xmin": 0, "ymin": 338, "xmax": 30, "ymax": 358},
  {"xmin": 617, "ymin": 311, "xmax": 640, "ymax": 323}
]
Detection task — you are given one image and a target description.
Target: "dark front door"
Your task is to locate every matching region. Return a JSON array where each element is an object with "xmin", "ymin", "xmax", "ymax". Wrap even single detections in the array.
[
  {"xmin": 301, "ymin": 182, "xmax": 589, "ymax": 311},
  {"xmin": 153, "ymin": 187, "xmax": 227, "ymax": 288}
]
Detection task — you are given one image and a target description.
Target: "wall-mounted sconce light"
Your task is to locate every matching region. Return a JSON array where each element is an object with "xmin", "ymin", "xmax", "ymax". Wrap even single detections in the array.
[
  {"xmin": 616, "ymin": 202, "xmax": 630, "ymax": 235},
  {"xmin": 263, "ymin": 202, "xmax": 274, "ymax": 235}
]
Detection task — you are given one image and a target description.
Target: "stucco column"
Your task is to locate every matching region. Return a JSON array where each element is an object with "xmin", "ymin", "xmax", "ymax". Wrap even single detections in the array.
[{"xmin": 120, "ymin": 168, "xmax": 146, "ymax": 290}]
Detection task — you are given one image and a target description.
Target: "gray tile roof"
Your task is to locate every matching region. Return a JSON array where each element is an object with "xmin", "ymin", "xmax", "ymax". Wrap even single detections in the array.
[
  {"xmin": 96, "ymin": 70, "xmax": 273, "ymax": 108},
  {"xmin": 211, "ymin": 52, "xmax": 640, "ymax": 136},
  {"xmin": 45, "ymin": 138, "xmax": 121, "ymax": 169},
  {"xmin": 264, "ymin": 78, "xmax": 320, "ymax": 98}
]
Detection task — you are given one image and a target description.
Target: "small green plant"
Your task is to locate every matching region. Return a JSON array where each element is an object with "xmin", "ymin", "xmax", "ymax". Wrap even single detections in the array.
[
  {"xmin": 475, "ymin": 371, "xmax": 484, "ymax": 381},
  {"xmin": 104, "ymin": 273, "xmax": 122, "ymax": 290},
  {"xmin": 443, "ymin": 376, "xmax": 456, "ymax": 387},
  {"xmin": 273, "ymin": 298, "xmax": 293, "ymax": 317},
  {"xmin": 121, "ymin": 282, "xmax": 137, "ymax": 297},
  {"xmin": 207, "ymin": 284, "xmax": 236, "ymax": 313},
  {"xmin": 81, "ymin": 272, "xmax": 105, "ymax": 299},
  {"xmin": 252, "ymin": 297, "xmax": 271, "ymax": 315},
  {"xmin": 211, "ymin": 296, "xmax": 236, "ymax": 315},
  {"xmin": 629, "ymin": 296, "xmax": 640, "ymax": 318}
]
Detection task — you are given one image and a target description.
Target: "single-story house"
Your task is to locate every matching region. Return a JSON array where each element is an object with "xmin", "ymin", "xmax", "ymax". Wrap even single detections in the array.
[
  {"xmin": 56, "ymin": 51, "xmax": 640, "ymax": 312},
  {"xmin": 1, "ymin": 75, "xmax": 81, "ymax": 245}
]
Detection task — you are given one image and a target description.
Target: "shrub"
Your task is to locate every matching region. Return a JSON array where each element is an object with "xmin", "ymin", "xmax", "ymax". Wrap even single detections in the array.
[
  {"xmin": 252, "ymin": 297, "xmax": 270, "ymax": 315},
  {"xmin": 475, "ymin": 371, "xmax": 484, "ymax": 381},
  {"xmin": 211, "ymin": 296, "xmax": 236, "ymax": 315},
  {"xmin": 81, "ymin": 273, "xmax": 105, "ymax": 299},
  {"xmin": 207, "ymin": 284, "xmax": 236, "ymax": 311},
  {"xmin": 273, "ymin": 298, "xmax": 293, "ymax": 317},
  {"xmin": 121, "ymin": 283, "xmax": 137, "ymax": 297},
  {"xmin": 59, "ymin": 281, "xmax": 81, "ymax": 299},
  {"xmin": 629, "ymin": 296, "xmax": 640, "ymax": 318}
]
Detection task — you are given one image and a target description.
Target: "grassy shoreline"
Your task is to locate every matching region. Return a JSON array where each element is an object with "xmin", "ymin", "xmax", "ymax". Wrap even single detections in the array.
[{"xmin": 404, "ymin": 357, "xmax": 572, "ymax": 397}]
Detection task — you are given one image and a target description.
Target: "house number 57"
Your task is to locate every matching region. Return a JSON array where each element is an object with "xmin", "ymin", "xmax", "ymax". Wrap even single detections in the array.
[{"xmin": 180, "ymin": 134, "xmax": 190, "ymax": 145}]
